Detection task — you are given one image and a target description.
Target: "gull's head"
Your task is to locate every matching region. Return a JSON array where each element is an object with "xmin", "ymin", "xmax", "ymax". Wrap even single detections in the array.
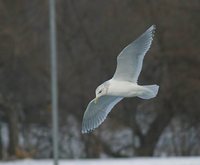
[{"xmin": 95, "ymin": 82, "xmax": 109, "ymax": 103}]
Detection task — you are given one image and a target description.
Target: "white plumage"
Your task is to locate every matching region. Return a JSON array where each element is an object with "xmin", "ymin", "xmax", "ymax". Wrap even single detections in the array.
[{"xmin": 82, "ymin": 25, "xmax": 159, "ymax": 133}]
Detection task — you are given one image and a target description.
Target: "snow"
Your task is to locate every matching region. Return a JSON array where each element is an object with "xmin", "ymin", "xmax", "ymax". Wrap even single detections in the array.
[{"xmin": 0, "ymin": 157, "xmax": 200, "ymax": 165}]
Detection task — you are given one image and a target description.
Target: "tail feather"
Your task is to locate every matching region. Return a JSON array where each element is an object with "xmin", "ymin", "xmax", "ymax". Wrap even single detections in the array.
[{"xmin": 138, "ymin": 85, "xmax": 159, "ymax": 99}]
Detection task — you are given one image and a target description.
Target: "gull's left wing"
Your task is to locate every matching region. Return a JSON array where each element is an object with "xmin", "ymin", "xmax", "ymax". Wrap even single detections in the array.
[
  {"xmin": 112, "ymin": 25, "xmax": 155, "ymax": 82},
  {"xmin": 82, "ymin": 96, "xmax": 123, "ymax": 133}
]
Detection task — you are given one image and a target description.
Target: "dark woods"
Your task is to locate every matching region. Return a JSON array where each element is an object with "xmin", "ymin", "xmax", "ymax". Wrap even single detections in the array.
[{"xmin": 0, "ymin": 0, "xmax": 200, "ymax": 159}]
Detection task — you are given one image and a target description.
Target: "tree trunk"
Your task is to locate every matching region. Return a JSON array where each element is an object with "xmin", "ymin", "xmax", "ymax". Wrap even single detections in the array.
[
  {"xmin": 134, "ymin": 99, "xmax": 173, "ymax": 156},
  {"xmin": 83, "ymin": 134, "xmax": 102, "ymax": 158},
  {"xmin": 135, "ymin": 145, "xmax": 154, "ymax": 156},
  {"xmin": 0, "ymin": 123, "xmax": 3, "ymax": 159},
  {"xmin": 7, "ymin": 108, "xmax": 19, "ymax": 157}
]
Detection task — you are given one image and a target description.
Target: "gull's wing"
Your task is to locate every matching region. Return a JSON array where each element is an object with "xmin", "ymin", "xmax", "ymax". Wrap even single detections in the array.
[
  {"xmin": 112, "ymin": 25, "xmax": 155, "ymax": 82},
  {"xmin": 82, "ymin": 96, "xmax": 123, "ymax": 133}
]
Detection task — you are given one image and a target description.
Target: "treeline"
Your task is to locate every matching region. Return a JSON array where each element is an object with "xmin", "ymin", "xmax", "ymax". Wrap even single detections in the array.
[{"xmin": 0, "ymin": 0, "xmax": 200, "ymax": 159}]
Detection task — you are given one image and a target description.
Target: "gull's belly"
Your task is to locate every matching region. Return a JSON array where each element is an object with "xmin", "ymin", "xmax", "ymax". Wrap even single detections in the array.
[{"xmin": 107, "ymin": 80, "xmax": 144, "ymax": 97}]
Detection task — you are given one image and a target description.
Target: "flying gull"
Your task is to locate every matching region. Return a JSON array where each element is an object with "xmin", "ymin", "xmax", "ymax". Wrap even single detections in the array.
[{"xmin": 82, "ymin": 25, "xmax": 159, "ymax": 133}]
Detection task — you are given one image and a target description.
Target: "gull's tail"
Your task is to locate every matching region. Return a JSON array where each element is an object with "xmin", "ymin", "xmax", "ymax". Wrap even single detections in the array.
[{"xmin": 138, "ymin": 85, "xmax": 159, "ymax": 99}]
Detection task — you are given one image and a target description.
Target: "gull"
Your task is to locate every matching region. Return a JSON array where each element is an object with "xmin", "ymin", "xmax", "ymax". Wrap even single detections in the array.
[{"xmin": 82, "ymin": 25, "xmax": 159, "ymax": 133}]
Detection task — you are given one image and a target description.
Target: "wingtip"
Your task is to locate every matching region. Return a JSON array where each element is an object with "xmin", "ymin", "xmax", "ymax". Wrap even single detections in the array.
[
  {"xmin": 81, "ymin": 119, "xmax": 97, "ymax": 134},
  {"xmin": 149, "ymin": 24, "xmax": 156, "ymax": 31},
  {"xmin": 81, "ymin": 114, "xmax": 106, "ymax": 134},
  {"xmin": 148, "ymin": 25, "xmax": 156, "ymax": 39},
  {"xmin": 81, "ymin": 126, "xmax": 95, "ymax": 134},
  {"xmin": 81, "ymin": 129, "xmax": 89, "ymax": 134}
]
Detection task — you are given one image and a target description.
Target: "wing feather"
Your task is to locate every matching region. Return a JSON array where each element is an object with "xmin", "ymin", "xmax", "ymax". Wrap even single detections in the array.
[
  {"xmin": 82, "ymin": 96, "xmax": 123, "ymax": 133},
  {"xmin": 112, "ymin": 25, "xmax": 155, "ymax": 82}
]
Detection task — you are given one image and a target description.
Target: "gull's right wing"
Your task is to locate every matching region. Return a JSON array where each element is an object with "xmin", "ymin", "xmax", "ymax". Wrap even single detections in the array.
[{"xmin": 82, "ymin": 95, "xmax": 123, "ymax": 133}]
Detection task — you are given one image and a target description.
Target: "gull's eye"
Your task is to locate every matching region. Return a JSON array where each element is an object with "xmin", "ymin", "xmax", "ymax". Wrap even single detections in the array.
[{"xmin": 98, "ymin": 90, "xmax": 102, "ymax": 94}]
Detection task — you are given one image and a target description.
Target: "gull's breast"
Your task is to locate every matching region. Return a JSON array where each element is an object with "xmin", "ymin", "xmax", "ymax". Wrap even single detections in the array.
[{"xmin": 107, "ymin": 79, "xmax": 144, "ymax": 97}]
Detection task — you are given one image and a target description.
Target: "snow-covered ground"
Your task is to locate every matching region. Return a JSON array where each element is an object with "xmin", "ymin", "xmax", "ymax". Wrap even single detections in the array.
[{"xmin": 0, "ymin": 157, "xmax": 200, "ymax": 165}]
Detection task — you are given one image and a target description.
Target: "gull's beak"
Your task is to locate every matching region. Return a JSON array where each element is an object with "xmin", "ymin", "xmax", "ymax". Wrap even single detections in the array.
[{"xmin": 94, "ymin": 97, "xmax": 99, "ymax": 104}]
